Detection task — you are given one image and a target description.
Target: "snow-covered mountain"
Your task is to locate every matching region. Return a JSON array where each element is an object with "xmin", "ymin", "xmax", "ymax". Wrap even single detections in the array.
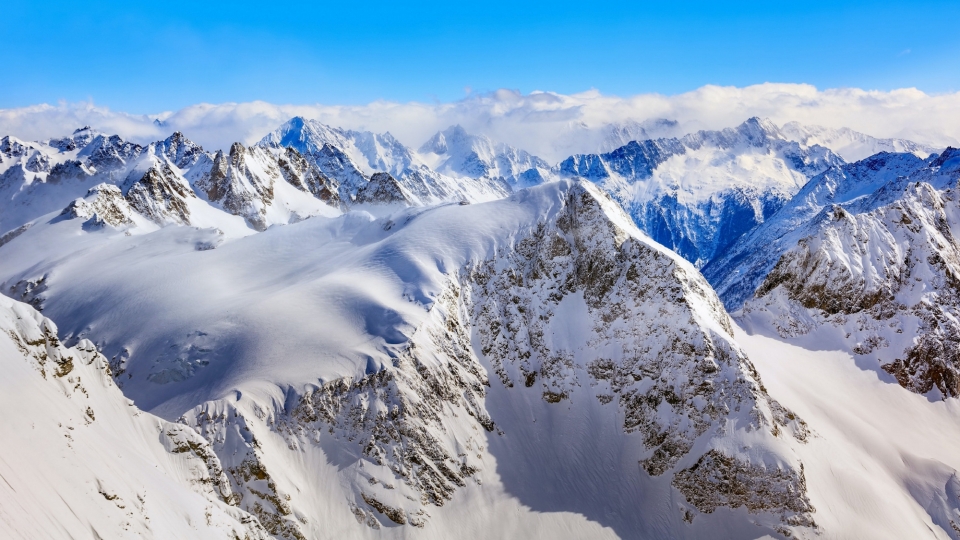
[
  {"xmin": 417, "ymin": 125, "xmax": 551, "ymax": 187},
  {"xmin": 260, "ymin": 117, "xmax": 512, "ymax": 204},
  {"xmin": 555, "ymin": 117, "xmax": 844, "ymax": 268},
  {"xmin": 596, "ymin": 118, "xmax": 684, "ymax": 153},
  {"xmin": 781, "ymin": 121, "xmax": 942, "ymax": 163},
  {"xmin": 0, "ymin": 128, "xmax": 339, "ymax": 236},
  {"xmin": 706, "ymin": 147, "xmax": 960, "ymax": 400},
  {"xmin": 1, "ymin": 119, "xmax": 517, "ymax": 239},
  {"xmin": 9, "ymin": 118, "xmax": 960, "ymax": 539},
  {"xmin": 0, "ymin": 178, "xmax": 820, "ymax": 538},
  {"xmin": 0, "ymin": 294, "xmax": 271, "ymax": 539}
]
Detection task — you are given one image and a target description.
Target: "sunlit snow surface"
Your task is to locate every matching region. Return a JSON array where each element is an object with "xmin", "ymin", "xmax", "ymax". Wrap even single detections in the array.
[
  {"xmin": 4, "ymin": 119, "xmax": 960, "ymax": 539},
  {"xmin": 739, "ymin": 327, "xmax": 960, "ymax": 540}
]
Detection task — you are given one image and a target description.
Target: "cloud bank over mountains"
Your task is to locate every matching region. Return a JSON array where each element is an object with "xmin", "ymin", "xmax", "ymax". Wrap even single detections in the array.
[{"xmin": 3, "ymin": 83, "xmax": 960, "ymax": 162}]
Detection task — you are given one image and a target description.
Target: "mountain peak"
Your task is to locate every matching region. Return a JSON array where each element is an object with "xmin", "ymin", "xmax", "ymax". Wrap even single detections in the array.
[
  {"xmin": 736, "ymin": 116, "xmax": 782, "ymax": 142},
  {"xmin": 931, "ymin": 146, "xmax": 960, "ymax": 171}
]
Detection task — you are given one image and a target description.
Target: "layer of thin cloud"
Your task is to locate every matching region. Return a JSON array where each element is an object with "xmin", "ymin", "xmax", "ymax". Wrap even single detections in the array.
[{"xmin": 2, "ymin": 84, "xmax": 959, "ymax": 162}]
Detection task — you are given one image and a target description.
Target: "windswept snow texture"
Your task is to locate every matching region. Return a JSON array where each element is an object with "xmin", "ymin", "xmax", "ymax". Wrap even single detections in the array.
[
  {"xmin": 739, "ymin": 326, "xmax": 960, "ymax": 540},
  {"xmin": 0, "ymin": 295, "xmax": 270, "ymax": 540},
  {"xmin": 556, "ymin": 117, "xmax": 844, "ymax": 268},
  {"xmin": 0, "ymin": 179, "xmax": 813, "ymax": 539}
]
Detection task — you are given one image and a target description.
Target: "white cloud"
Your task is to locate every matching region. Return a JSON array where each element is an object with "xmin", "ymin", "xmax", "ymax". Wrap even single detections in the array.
[{"xmin": 2, "ymin": 84, "xmax": 959, "ymax": 163}]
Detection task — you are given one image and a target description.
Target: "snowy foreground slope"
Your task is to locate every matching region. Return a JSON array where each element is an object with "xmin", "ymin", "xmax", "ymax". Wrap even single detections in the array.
[
  {"xmin": 0, "ymin": 295, "xmax": 270, "ymax": 539},
  {"xmin": 1, "ymin": 179, "xmax": 818, "ymax": 538},
  {"xmin": 739, "ymin": 328, "xmax": 960, "ymax": 540}
]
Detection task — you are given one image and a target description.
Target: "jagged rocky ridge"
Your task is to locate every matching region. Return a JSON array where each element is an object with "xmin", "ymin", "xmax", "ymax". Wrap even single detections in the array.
[
  {"xmin": 552, "ymin": 117, "xmax": 844, "ymax": 268},
  {"xmin": 0, "ymin": 128, "xmax": 340, "ymax": 235},
  {"xmin": 0, "ymin": 179, "xmax": 815, "ymax": 538},
  {"xmin": 260, "ymin": 117, "xmax": 513, "ymax": 205},
  {"xmin": 711, "ymin": 148, "xmax": 960, "ymax": 399},
  {"xmin": 0, "ymin": 294, "xmax": 271, "ymax": 539},
  {"xmin": 1, "ymin": 120, "xmax": 520, "ymax": 240}
]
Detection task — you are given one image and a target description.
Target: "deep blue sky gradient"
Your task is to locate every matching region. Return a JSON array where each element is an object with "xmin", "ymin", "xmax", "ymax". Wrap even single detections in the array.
[{"xmin": 3, "ymin": 1, "xmax": 959, "ymax": 112}]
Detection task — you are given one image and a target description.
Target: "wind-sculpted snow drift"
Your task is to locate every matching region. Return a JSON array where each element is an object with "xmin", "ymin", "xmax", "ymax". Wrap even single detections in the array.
[{"xmin": 0, "ymin": 177, "xmax": 815, "ymax": 538}]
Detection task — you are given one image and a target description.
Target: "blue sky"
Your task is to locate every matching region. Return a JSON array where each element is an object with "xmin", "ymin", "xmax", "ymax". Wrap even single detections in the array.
[{"xmin": 3, "ymin": 0, "xmax": 959, "ymax": 112}]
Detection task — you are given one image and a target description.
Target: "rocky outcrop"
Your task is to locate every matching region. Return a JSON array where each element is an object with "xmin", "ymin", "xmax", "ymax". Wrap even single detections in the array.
[
  {"xmin": 81, "ymin": 134, "xmax": 143, "ymax": 172},
  {"xmin": 354, "ymin": 172, "xmax": 411, "ymax": 205},
  {"xmin": 155, "ymin": 131, "xmax": 206, "ymax": 170},
  {"xmin": 673, "ymin": 450, "xmax": 815, "ymax": 530},
  {"xmin": 740, "ymin": 148, "xmax": 960, "ymax": 398},
  {"xmin": 61, "ymin": 183, "xmax": 136, "ymax": 228},
  {"xmin": 277, "ymin": 146, "xmax": 341, "ymax": 207},
  {"xmin": 197, "ymin": 143, "xmax": 277, "ymax": 230},
  {"xmin": 123, "ymin": 162, "xmax": 195, "ymax": 225}
]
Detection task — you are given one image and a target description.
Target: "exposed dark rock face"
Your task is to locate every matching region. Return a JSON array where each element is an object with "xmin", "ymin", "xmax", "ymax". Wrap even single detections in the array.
[
  {"xmin": 673, "ymin": 450, "xmax": 815, "ymax": 527},
  {"xmin": 83, "ymin": 134, "xmax": 143, "ymax": 172},
  {"xmin": 155, "ymin": 131, "xmax": 206, "ymax": 170},
  {"xmin": 277, "ymin": 146, "xmax": 341, "ymax": 207},
  {"xmin": 124, "ymin": 163, "xmax": 195, "ymax": 225},
  {"xmin": 197, "ymin": 143, "xmax": 277, "ymax": 230},
  {"xmin": 355, "ymin": 172, "xmax": 411, "ymax": 205},
  {"xmin": 62, "ymin": 183, "xmax": 135, "ymax": 228}
]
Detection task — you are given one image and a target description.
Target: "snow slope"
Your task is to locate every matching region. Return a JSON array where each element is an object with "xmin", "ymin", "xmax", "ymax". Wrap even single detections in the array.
[
  {"xmin": 0, "ymin": 294, "xmax": 270, "ymax": 539},
  {"xmin": 739, "ymin": 326, "xmax": 960, "ymax": 540},
  {"xmin": 0, "ymin": 179, "xmax": 814, "ymax": 539}
]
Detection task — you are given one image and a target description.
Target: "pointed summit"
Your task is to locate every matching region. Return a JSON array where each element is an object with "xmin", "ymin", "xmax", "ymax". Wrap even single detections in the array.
[
  {"xmin": 735, "ymin": 117, "xmax": 783, "ymax": 145},
  {"xmin": 418, "ymin": 125, "xmax": 549, "ymax": 186}
]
